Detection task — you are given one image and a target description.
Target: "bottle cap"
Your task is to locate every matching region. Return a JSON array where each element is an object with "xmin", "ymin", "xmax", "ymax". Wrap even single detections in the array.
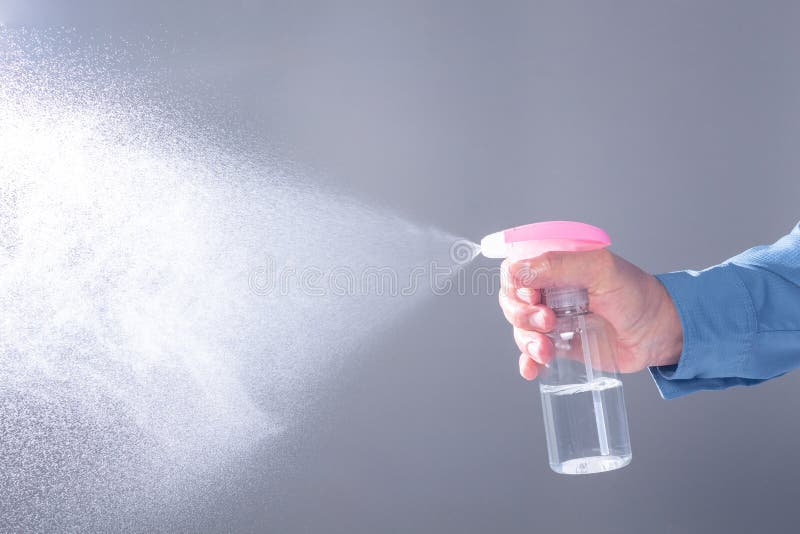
[{"xmin": 543, "ymin": 287, "xmax": 589, "ymax": 310}]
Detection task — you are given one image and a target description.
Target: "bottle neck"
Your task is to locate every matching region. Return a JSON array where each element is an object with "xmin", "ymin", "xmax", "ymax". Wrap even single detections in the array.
[
  {"xmin": 542, "ymin": 287, "xmax": 590, "ymax": 317},
  {"xmin": 551, "ymin": 303, "xmax": 589, "ymax": 317}
]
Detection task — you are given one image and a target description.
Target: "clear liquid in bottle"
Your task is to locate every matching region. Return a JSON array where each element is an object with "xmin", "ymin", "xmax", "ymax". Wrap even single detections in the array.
[{"xmin": 539, "ymin": 287, "xmax": 632, "ymax": 475}]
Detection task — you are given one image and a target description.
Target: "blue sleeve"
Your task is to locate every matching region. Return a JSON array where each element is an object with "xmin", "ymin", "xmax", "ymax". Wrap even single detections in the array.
[{"xmin": 649, "ymin": 222, "xmax": 800, "ymax": 399}]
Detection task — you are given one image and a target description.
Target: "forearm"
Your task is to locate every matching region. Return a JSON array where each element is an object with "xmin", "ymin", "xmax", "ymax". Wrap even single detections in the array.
[{"xmin": 650, "ymin": 222, "xmax": 800, "ymax": 399}]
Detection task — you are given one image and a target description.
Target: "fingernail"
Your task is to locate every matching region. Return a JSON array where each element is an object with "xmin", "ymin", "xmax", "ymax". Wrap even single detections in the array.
[
  {"xmin": 526, "ymin": 340, "xmax": 543, "ymax": 364},
  {"xmin": 529, "ymin": 310, "xmax": 544, "ymax": 327},
  {"xmin": 516, "ymin": 288, "xmax": 535, "ymax": 304}
]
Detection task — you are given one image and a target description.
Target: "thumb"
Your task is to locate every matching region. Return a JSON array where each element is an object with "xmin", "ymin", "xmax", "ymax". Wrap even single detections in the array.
[{"xmin": 508, "ymin": 249, "xmax": 612, "ymax": 291}]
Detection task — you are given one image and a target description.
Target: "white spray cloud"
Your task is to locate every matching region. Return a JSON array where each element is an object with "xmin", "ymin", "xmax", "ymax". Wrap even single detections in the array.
[{"xmin": 0, "ymin": 29, "xmax": 461, "ymax": 531}]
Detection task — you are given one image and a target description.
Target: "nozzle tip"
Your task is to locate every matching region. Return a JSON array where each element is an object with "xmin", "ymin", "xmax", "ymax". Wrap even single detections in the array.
[{"xmin": 479, "ymin": 230, "xmax": 506, "ymax": 258}]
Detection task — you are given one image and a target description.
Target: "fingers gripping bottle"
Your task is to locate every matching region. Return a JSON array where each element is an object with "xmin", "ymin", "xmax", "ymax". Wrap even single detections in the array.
[{"xmin": 481, "ymin": 221, "xmax": 632, "ymax": 474}]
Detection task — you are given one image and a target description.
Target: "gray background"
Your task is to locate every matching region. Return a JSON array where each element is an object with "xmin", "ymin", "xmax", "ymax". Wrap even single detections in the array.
[{"xmin": 5, "ymin": 1, "xmax": 800, "ymax": 532}]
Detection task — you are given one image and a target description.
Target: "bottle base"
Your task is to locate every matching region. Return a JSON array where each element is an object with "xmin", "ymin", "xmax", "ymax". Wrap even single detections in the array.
[{"xmin": 550, "ymin": 454, "xmax": 631, "ymax": 475}]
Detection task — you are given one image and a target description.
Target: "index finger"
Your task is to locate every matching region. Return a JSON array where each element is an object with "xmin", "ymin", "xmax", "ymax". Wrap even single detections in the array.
[{"xmin": 501, "ymin": 260, "xmax": 540, "ymax": 304}]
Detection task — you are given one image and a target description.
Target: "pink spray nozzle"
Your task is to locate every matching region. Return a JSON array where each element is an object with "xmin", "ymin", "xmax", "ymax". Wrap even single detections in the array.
[{"xmin": 480, "ymin": 221, "xmax": 611, "ymax": 261}]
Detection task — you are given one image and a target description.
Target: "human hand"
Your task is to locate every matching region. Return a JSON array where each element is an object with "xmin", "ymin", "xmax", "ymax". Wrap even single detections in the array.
[{"xmin": 499, "ymin": 249, "xmax": 683, "ymax": 380}]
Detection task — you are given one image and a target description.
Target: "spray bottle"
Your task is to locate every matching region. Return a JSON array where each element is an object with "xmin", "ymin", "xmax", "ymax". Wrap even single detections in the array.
[{"xmin": 481, "ymin": 221, "xmax": 632, "ymax": 474}]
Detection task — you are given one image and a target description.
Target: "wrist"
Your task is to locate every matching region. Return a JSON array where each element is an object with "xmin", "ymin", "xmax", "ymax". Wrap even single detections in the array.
[{"xmin": 648, "ymin": 277, "xmax": 684, "ymax": 368}]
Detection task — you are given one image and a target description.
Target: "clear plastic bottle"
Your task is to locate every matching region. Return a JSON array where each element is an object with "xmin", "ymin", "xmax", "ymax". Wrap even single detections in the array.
[
  {"xmin": 539, "ymin": 287, "xmax": 631, "ymax": 474},
  {"xmin": 480, "ymin": 220, "xmax": 632, "ymax": 475}
]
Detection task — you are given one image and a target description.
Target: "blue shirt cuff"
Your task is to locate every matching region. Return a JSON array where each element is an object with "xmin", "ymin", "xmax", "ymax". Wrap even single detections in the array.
[{"xmin": 648, "ymin": 266, "xmax": 758, "ymax": 399}]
